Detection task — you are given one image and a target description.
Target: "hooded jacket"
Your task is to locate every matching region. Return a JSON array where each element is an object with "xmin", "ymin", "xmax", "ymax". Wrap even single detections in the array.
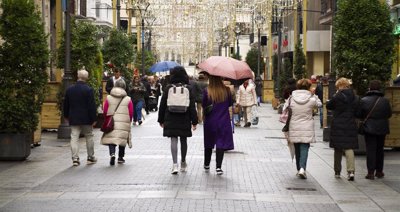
[
  {"xmin": 326, "ymin": 89, "xmax": 359, "ymax": 149},
  {"xmin": 101, "ymin": 87, "xmax": 132, "ymax": 146},
  {"xmin": 286, "ymin": 90, "xmax": 322, "ymax": 143}
]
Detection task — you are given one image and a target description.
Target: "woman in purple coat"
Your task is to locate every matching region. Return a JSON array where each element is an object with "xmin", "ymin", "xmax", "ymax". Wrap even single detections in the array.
[{"xmin": 202, "ymin": 75, "xmax": 234, "ymax": 175}]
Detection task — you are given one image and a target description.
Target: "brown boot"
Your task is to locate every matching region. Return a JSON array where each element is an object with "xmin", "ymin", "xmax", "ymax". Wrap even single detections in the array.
[{"xmin": 365, "ymin": 171, "xmax": 374, "ymax": 180}]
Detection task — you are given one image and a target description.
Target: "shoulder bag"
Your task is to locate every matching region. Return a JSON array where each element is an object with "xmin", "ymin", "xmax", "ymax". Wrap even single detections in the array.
[
  {"xmin": 101, "ymin": 97, "xmax": 125, "ymax": 133},
  {"xmin": 358, "ymin": 97, "xmax": 380, "ymax": 135}
]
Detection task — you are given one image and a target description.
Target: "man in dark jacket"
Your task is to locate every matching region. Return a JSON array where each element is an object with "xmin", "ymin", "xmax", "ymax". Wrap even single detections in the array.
[
  {"xmin": 63, "ymin": 69, "xmax": 97, "ymax": 166},
  {"xmin": 356, "ymin": 80, "xmax": 392, "ymax": 180},
  {"xmin": 106, "ymin": 68, "xmax": 128, "ymax": 94},
  {"xmin": 254, "ymin": 76, "xmax": 262, "ymax": 106},
  {"xmin": 315, "ymin": 76, "xmax": 324, "ymax": 128},
  {"xmin": 194, "ymin": 74, "xmax": 208, "ymax": 124},
  {"xmin": 142, "ymin": 75, "xmax": 151, "ymax": 115}
]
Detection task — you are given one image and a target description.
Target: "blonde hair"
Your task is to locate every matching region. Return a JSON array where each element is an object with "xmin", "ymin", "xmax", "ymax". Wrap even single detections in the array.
[
  {"xmin": 207, "ymin": 75, "xmax": 228, "ymax": 103},
  {"xmin": 296, "ymin": 79, "xmax": 312, "ymax": 90},
  {"xmin": 335, "ymin": 77, "xmax": 351, "ymax": 89}
]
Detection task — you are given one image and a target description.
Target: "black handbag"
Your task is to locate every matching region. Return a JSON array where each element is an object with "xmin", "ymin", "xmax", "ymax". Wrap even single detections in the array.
[
  {"xmin": 204, "ymin": 104, "xmax": 213, "ymax": 116},
  {"xmin": 358, "ymin": 97, "xmax": 380, "ymax": 135}
]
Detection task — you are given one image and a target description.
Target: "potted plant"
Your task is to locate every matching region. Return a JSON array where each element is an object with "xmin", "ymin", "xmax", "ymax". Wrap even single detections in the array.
[{"xmin": 0, "ymin": 0, "xmax": 49, "ymax": 160}]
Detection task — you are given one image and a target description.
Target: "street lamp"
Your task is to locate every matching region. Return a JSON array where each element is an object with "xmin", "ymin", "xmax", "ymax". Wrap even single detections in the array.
[
  {"xmin": 255, "ymin": 14, "xmax": 265, "ymax": 78},
  {"xmin": 136, "ymin": 1, "xmax": 150, "ymax": 76},
  {"xmin": 234, "ymin": 26, "xmax": 241, "ymax": 59},
  {"xmin": 58, "ymin": 0, "xmax": 72, "ymax": 139}
]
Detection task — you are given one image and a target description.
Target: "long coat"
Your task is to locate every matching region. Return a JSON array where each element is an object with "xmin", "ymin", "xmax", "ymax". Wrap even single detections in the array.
[
  {"xmin": 356, "ymin": 90, "xmax": 392, "ymax": 135},
  {"xmin": 101, "ymin": 87, "xmax": 133, "ymax": 146},
  {"xmin": 158, "ymin": 84, "xmax": 198, "ymax": 137},
  {"xmin": 63, "ymin": 81, "xmax": 97, "ymax": 126},
  {"xmin": 286, "ymin": 90, "xmax": 322, "ymax": 143},
  {"xmin": 326, "ymin": 89, "xmax": 359, "ymax": 149},
  {"xmin": 202, "ymin": 88, "xmax": 234, "ymax": 150}
]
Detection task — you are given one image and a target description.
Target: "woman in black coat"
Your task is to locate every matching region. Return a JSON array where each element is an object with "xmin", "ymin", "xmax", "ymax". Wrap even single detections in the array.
[
  {"xmin": 158, "ymin": 66, "xmax": 198, "ymax": 174},
  {"xmin": 326, "ymin": 78, "xmax": 359, "ymax": 181},
  {"xmin": 356, "ymin": 80, "xmax": 392, "ymax": 180}
]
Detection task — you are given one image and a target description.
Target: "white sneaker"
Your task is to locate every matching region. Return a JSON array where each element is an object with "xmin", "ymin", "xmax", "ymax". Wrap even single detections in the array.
[
  {"xmin": 298, "ymin": 168, "xmax": 307, "ymax": 179},
  {"xmin": 180, "ymin": 162, "xmax": 187, "ymax": 172},
  {"xmin": 171, "ymin": 164, "xmax": 178, "ymax": 174},
  {"xmin": 216, "ymin": 168, "xmax": 224, "ymax": 175}
]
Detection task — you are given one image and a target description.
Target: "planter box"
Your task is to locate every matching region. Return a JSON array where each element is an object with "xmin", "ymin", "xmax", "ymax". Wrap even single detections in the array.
[
  {"xmin": 0, "ymin": 133, "xmax": 31, "ymax": 161},
  {"xmin": 41, "ymin": 102, "xmax": 60, "ymax": 129},
  {"xmin": 385, "ymin": 87, "xmax": 400, "ymax": 148}
]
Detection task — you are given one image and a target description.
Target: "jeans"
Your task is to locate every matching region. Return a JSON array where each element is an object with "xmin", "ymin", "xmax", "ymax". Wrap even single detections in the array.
[
  {"xmin": 70, "ymin": 125, "xmax": 94, "ymax": 161},
  {"xmin": 134, "ymin": 100, "xmax": 144, "ymax": 122},
  {"xmin": 365, "ymin": 133, "xmax": 386, "ymax": 173},
  {"xmin": 334, "ymin": 148, "xmax": 355, "ymax": 173},
  {"xmin": 109, "ymin": 144, "xmax": 126, "ymax": 158},
  {"xmin": 294, "ymin": 143, "xmax": 310, "ymax": 171}
]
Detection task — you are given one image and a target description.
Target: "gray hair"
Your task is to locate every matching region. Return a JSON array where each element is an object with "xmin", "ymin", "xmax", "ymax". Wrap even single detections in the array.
[
  {"xmin": 114, "ymin": 79, "xmax": 126, "ymax": 90},
  {"xmin": 77, "ymin": 69, "xmax": 89, "ymax": 81}
]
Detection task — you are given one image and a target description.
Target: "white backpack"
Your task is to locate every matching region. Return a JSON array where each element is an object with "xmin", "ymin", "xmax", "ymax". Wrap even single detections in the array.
[{"xmin": 167, "ymin": 84, "xmax": 190, "ymax": 113}]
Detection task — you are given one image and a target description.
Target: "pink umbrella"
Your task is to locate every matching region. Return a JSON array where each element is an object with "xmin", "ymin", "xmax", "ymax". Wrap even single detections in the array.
[{"xmin": 198, "ymin": 56, "xmax": 254, "ymax": 80}]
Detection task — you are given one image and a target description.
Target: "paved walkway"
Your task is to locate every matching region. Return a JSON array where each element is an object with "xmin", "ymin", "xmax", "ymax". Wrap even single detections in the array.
[{"xmin": 0, "ymin": 103, "xmax": 399, "ymax": 212}]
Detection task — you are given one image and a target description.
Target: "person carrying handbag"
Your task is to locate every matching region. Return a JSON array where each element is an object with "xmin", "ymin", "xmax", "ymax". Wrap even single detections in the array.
[
  {"xmin": 101, "ymin": 79, "xmax": 133, "ymax": 166},
  {"xmin": 356, "ymin": 80, "xmax": 392, "ymax": 180}
]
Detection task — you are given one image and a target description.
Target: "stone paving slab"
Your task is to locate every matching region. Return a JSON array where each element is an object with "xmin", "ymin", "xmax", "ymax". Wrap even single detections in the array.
[{"xmin": 1, "ymin": 103, "xmax": 399, "ymax": 211}]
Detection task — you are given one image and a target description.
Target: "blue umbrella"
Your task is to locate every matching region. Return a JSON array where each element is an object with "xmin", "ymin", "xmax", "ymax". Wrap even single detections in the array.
[{"xmin": 149, "ymin": 61, "xmax": 180, "ymax": 73}]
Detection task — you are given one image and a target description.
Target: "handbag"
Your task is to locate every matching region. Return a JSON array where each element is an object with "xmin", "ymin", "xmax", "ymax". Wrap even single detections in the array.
[
  {"xmin": 204, "ymin": 104, "xmax": 213, "ymax": 116},
  {"xmin": 279, "ymin": 98, "xmax": 292, "ymax": 123},
  {"xmin": 101, "ymin": 97, "xmax": 124, "ymax": 133},
  {"xmin": 282, "ymin": 98, "xmax": 292, "ymax": 132},
  {"xmin": 358, "ymin": 97, "xmax": 380, "ymax": 135}
]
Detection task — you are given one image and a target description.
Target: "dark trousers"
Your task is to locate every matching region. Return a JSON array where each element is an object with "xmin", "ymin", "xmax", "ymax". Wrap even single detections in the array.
[
  {"xmin": 204, "ymin": 148, "xmax": 224, "ymax": 168},
  {"xmin": 364, "ymin": 133, "xmax": 386, "ymax": 173},
  {"xmin": 108, "ymin": 144, "xmax": 126, "ymax": 158},
  {"xmin": 144, "ymin": 97, "xmax": 149, "ymax": 113}
]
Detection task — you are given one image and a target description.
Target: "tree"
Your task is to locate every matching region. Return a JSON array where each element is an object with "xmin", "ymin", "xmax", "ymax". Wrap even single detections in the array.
[
  {"xmin": 102, "ymin": 29, "xmax": 135, "ymax": 82},
  {"xmin": 231, "ymin": 52, "xmax": 242, "ymax": 60},
  {"xmin": 334, "ymin": 0, "xmax": 394, "ymax": 95},
  {"xmin": 57, "ymin": 20, "xmax": 102, "ymax": 107},
  {"xmin": 279, "ymin": 58, "xmax": 293, "ymax": 98},
  {"xmin": 245, "ymin": 47, "xmax": 265, "ymax": 76},
  {"xmin": 293, "ymin": 39, "xmax": 306, "ymax": 80},
  {"xmin": 134, "ymin": 50, "xmax": 157, "ymax": 76},
  {"xmin": 0, "ymin": 0, "xmax": 49, "ymax": 133}
]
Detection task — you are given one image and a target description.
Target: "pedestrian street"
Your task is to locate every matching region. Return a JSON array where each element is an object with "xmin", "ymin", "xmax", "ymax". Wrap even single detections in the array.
[{"xmin": 0, "ymin": 104, "xmax": 399, "ymax": 212}]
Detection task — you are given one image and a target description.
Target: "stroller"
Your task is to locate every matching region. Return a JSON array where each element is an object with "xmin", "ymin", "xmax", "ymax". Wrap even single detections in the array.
[{"xmin": 148, "ymin": 88, "xmax": 159, "ymax": 111}]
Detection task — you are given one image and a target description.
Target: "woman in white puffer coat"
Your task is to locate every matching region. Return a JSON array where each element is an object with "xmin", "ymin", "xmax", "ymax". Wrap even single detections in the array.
[
  {"xmin": 101, "ymin": 79, "xmax": 133, "ymax": 165},
  {"xmin": 284, "ymin": 79, "xmax": 322, "ymax": 179}
]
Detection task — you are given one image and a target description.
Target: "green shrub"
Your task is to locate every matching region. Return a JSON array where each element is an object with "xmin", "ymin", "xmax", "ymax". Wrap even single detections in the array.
[{"xmin": 0, "ymin": 0, "xmax": 49, "ymax": 133}]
